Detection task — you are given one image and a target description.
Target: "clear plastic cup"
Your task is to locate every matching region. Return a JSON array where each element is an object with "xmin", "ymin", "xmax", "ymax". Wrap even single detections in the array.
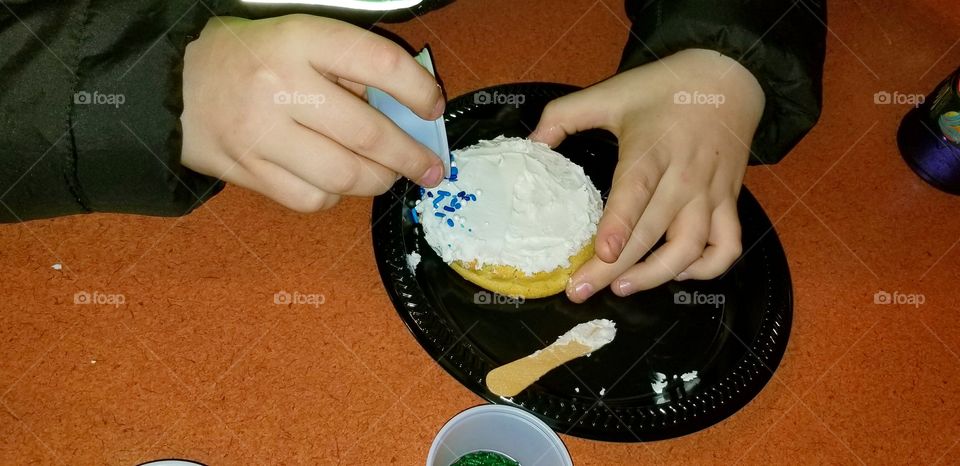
[
  {"xmin": 366, "ymin": 48, "xmax": 451, "ymax": 178},
  {"xmin": 427, "ymin": 404, "xmax": 574, "ymax": 466}
]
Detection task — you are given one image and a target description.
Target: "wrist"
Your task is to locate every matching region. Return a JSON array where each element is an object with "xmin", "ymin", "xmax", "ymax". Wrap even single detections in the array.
[{"xmin": 673, "ymin": 49, "xmax": 765, "ymax": 124}]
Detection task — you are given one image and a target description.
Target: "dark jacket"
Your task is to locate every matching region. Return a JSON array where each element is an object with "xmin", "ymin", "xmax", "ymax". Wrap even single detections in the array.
[{"xmin": 0, "ymin": 0, "xmax": 826, "ymax": 222}]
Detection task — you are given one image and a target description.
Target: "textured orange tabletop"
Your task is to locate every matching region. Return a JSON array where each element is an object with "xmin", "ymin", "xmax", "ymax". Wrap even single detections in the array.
[{"xmin": 2, "ymin": 1, "xmax": 959, "ymax": 464}]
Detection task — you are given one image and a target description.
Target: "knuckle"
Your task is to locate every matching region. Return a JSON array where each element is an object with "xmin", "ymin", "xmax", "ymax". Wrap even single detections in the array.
[
  {"xmin": 370, "ymin": 169, "xmax": 398, "ymax": 195},
  {"xmin": 353, "ymin": 123, "xmax": 384, "ymax": 153},
  {"xmin": 400, "ymin": 150, "xmax": 432, "ymax": 178},
  {"xmin": 371, "ymin": 183, "xmax": 392, "ymax": 196},
  {"xmin": 289, "ymin": 189, "xmax": 330, "ymax": 213},
  {"xmin": 627, "ymin": 175, "xmax": 656, "ymax": 200},
  {"xmin": 234, "ymin": 111, "xmax": 264, "ymax": 138},
  {"xmin": 327, "ymin": 161, "xmax": 361, "ymax": 193},
  {"xmin": 541, "ymin": 99, "xmax": 564, "ymax": 120},
  {"xmin": 677, "ymin": 239, "xmax": 704, "ymax": 262},
  {"xmin": 629, "ymin": 226, "xmax": 659, "ymax": 252},
  {"xmin": 221, "ymin": 118, "xmax": 263, "ymax": 156},
  {"xmin": 275, "ymin": 14, "xmax": 310, "ymax": 40},
  {"xmin": 701, "ymin": 263, "xmax": 724, "ymax": 279},
  {"xmin": 369, "ymin": 41, "xmax": 405, "ymax": 76},
  {"xmin": 599, "ymin": 211, "xmax": 632, "ymax": 236},
  {"xmin": 726, "ymin": 241, "xmax": 743, "ymax": 260},
  {"xmin": 615, "ymin": 167, "xmax": 658, "ymax": 200},
  {"xmin": 231, "ymin": 150, "xmax": 259, "ymax": 175},
  {"xmin": 254, "ymin": 57, "xmax": 294, "ymax": 87},
  {"xmin": 322, "ymin": 194, "xmax": 341, "ymax": 210}
]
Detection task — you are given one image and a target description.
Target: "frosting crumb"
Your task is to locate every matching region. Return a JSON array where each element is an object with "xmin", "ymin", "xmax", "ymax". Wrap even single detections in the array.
[{"xmin": 406, "ymin": 251, "xmax": 421, "ymax": 272}]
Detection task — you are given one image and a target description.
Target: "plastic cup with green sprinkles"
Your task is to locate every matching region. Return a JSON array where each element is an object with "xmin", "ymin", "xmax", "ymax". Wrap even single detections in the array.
[{"xmin": 426, "ymin": 405, "xmax": 573, "ymax": 466}]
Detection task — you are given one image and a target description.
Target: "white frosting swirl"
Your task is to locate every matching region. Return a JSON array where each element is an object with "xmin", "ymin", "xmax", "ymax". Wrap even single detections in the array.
[{"xmin": 416, "ymin": 136, "xmax": 603, "ymax": 275}]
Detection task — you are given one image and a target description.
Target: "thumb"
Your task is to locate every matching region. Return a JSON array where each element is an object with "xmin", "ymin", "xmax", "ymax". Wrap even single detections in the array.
[{"xmin": 529, "ymin": 86, "xmax": 611, "ymax": 147}]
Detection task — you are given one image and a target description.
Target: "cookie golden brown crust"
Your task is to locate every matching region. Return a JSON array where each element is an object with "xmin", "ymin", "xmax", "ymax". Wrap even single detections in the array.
[{"xmin": 450, "ymin": 237, "xmax": 595, "ymax": 299}]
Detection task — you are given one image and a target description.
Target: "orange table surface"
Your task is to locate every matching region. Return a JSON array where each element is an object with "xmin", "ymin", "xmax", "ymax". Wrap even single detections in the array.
[{"xmin": 2, "ymin": 0, "xmax": 959, "ymax": 464}]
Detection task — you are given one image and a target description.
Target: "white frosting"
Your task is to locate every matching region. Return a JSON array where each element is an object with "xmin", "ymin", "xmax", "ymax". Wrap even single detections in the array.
[
  {"xmin": 554, "ymin": 319, "xmax": 617, "ymax": 351},
  {"xmin": 651, "ymin": 378, "xmax": 668, "ymax": 395},
  {"xmin": 405, "ymin": 251, "xmax": 421, "ymax": 272},
  {"xmin": 416, "ymin": 136, "xmax": 603, "ymax": 275}
]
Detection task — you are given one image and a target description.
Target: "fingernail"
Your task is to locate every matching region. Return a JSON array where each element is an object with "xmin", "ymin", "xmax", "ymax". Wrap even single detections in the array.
[
  {"xmin": 571, "ymin": 281, "xmax": 593, "ymax": 301},
  {"xmin": 676, "ymin": 272, "xmax": 689, "ymax": 281},
  {"xmin": 432, "ymin": 96, "xmax": 445, "ymax": 120},
  {"xmin": 420, "ymin": 164, "xmax": 442, "ymax": 187},
  {"xmin": 616, "ymin": 279, "xmax": 632, "ymax": 296},
  {"xmin": 606, "ymin": 235, "xmax": 624, "ymax": 259}
]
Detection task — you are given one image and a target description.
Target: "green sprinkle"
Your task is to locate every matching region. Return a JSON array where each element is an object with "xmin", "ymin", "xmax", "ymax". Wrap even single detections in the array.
[{"xmin": 451, "ymin": 451, "xmax": 520, "ymax": 466}]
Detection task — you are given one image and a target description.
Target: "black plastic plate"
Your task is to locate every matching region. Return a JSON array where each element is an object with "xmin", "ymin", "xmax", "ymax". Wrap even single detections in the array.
[{"xmin": 371, "ymin": 83, "xmax": 792, "ymax": 442}]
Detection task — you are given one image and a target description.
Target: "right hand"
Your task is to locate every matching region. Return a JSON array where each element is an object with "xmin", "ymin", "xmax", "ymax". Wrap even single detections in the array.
[{"xmin": 181, "ymin": 14, "xmax": 446, "ymax": 212}]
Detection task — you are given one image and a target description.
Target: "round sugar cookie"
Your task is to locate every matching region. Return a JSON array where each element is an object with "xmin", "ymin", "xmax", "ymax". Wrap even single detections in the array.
[{"xmin": 416, "ymin": 136, "xmax": 603, "ymax": 299}]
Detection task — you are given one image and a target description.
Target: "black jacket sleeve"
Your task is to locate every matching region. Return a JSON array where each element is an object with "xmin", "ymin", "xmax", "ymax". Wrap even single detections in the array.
[
  {"xmin": 0, "ymin": 0, "xmax": 230, "ymax": 222},
  {"xmin": 620, "ymin": 0, "xmax": 827, "ymax": 164},
  {"xmin": 0, "ymin": 0, "xmax": 455, "ymax": 223}
]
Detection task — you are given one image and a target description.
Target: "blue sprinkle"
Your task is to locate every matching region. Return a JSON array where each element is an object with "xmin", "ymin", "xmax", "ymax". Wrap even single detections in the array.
[
  {"xmin": 449, "ymin": 176, "xmax": 458, "ymax": 182},
  {"xmin": 446, "ymin": 219, "xmax": 454, "ymax": 227},
  {"xmin": 457, "ymin": 191, "xmax": 466, "ymax": 198},
  {"xmin": 427, "ymin": 191, "xmax": 434, "ymax": 198},
  {"xmin": 419, "ymin": 187, "xmax": 425, "ymax": 196},
  {"xmin": 432, "ymin": 191, "xmax": 450, "ymax": 208},
  {"xmin": 410, "ymin": 208, "xmax": 420, "ymax": 224},
  {"xmin": 443, "ymin": 206, "xmax": 455, "ymax": 212},
  {"xmin": 468, "ymin": 194, "xmax": 477, "ymax": 201},
  {"xmin": 434, "ymin": 212, "xmax": 446, "ymax": 218}
]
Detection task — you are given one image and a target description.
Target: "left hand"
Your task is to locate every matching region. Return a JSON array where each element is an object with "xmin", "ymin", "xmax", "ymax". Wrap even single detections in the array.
[{"xmin": 530, "ymin": 48, "xmax": 765, "ymax": 302}]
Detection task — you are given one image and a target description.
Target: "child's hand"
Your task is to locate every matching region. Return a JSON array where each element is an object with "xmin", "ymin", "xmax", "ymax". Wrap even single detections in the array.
[
  {"xmin": 531, "ymin": 49, "xmax": 765, "ymax": 302},
  {"xmin": 180, "ymin": 15, "xmax": 445, "ymax": 212}
]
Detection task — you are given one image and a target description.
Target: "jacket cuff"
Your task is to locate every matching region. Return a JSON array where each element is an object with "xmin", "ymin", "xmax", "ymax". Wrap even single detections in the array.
[
  {"xmin": 619, "ymin": 0, "xmax": 827, "ymax": 164},
  {"xmin": 71, "ymin": 1, "xmax": 228, "ymax": 216}
]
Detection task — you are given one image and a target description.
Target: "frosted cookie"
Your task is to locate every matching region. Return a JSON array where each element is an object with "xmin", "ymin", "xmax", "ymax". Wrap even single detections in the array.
[{"xmin": 415, "ymin": 136, "xmax": 602, "ymax": 298}]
